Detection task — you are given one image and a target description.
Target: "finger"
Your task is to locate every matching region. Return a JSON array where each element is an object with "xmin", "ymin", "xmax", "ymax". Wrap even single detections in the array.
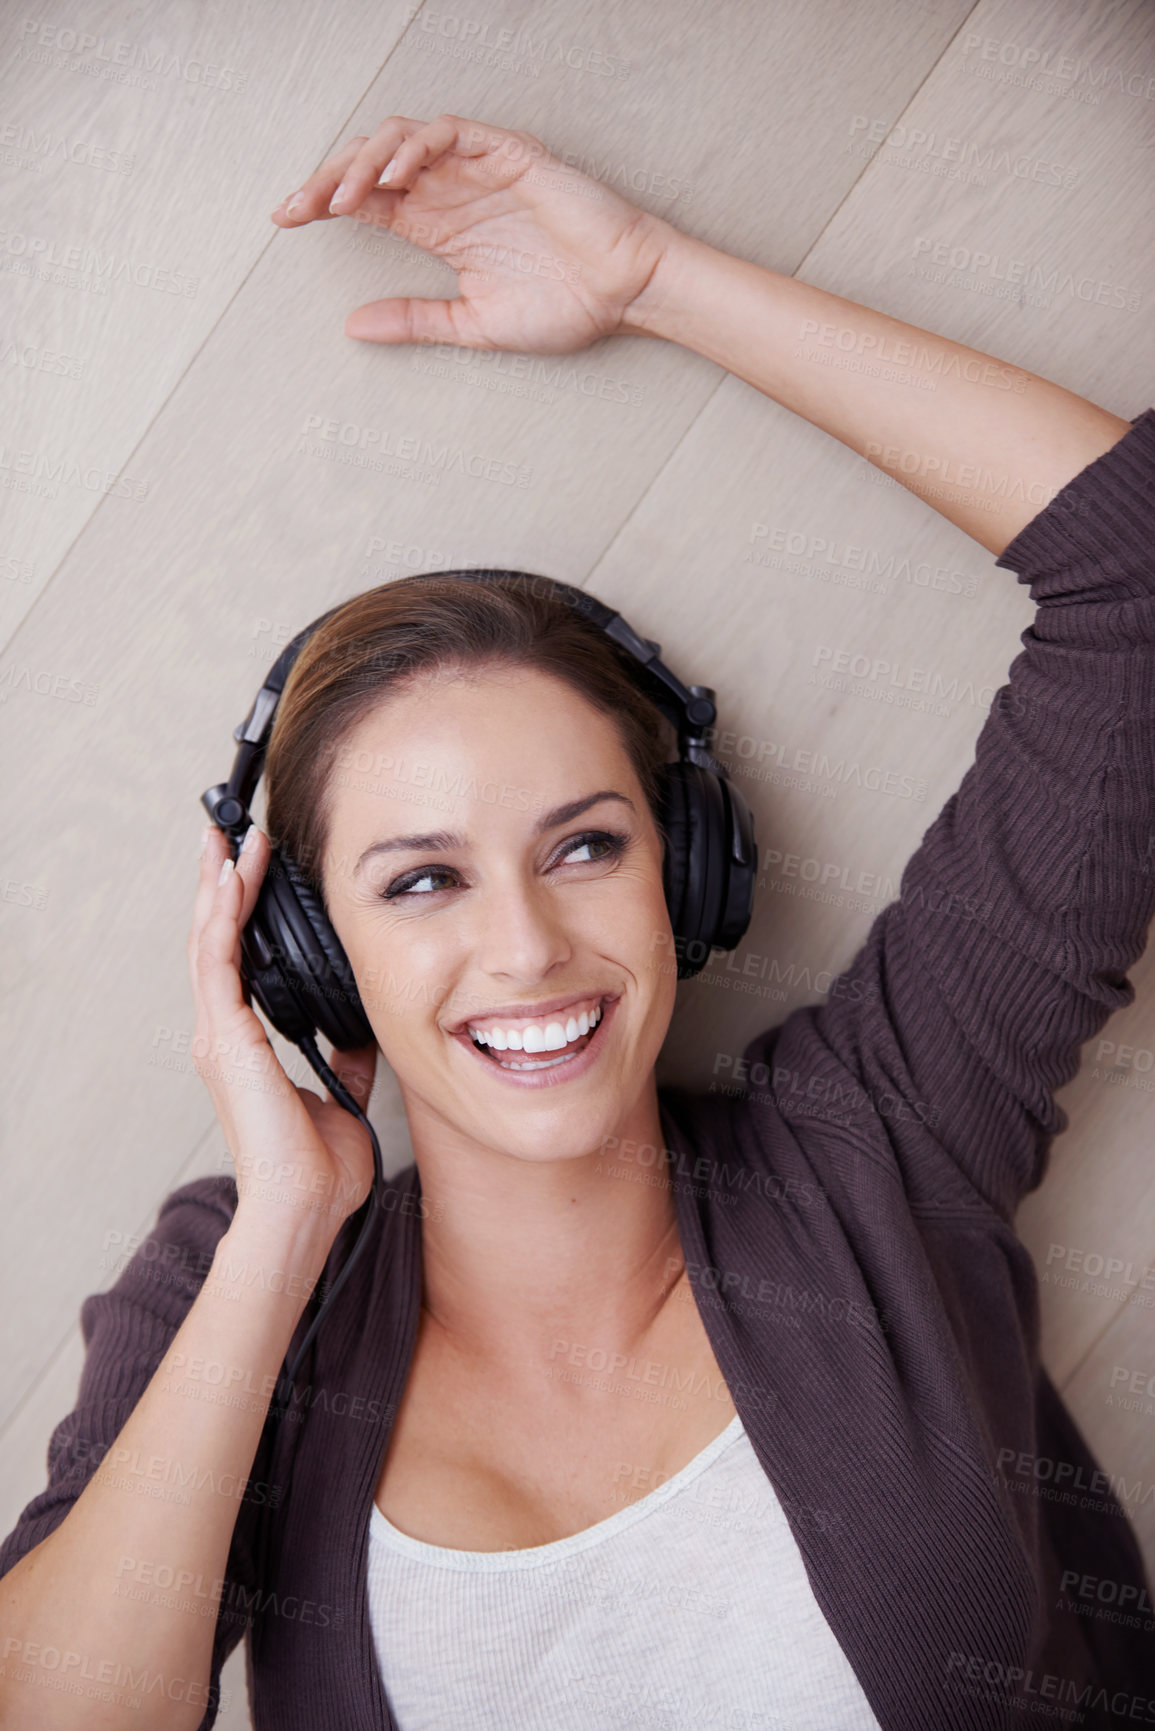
[
  {"xmin": 385, "ymin": 114, "xmax": 546, "ymax": 189},
  {"xmin": 364, "ymin": 113, "xmax": 502, "ymax": 200},
  {"xmin": 192, "ymin": 856, "xmax": 256, "ymax": 1028},
  {"xmin": 345, "ymin": 294, "xmax": 485, "ymax": 348},
  {"xmin": 233, "ymin": 824, "xmax": 272, "ymax": 930},
  {"xmin": 271, "ymin": 135, "xmax": 371, "ymax": 225},
  {"xmin": 326, "ymin": 116, "xmax": 432, "ymax": 215},
  {"xmin": 190, "ymin": 824, "xmax": 234, "ymax": 958}
]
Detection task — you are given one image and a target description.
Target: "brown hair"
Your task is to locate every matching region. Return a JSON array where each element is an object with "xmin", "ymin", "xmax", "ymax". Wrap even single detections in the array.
[{"xmin": 263, "ymin": 571, "xmax": 676, "ymax": 892}]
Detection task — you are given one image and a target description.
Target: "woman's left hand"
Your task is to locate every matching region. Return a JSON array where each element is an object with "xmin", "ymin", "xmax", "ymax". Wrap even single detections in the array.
[{"xmin": 270, "ymin": 113, "xmax": 676, "ymax": 354}]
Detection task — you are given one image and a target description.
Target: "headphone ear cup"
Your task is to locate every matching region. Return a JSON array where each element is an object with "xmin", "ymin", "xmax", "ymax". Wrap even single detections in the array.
[
  {"xmin": 660, "ymin": 761, "xmax": 720, "ymax": 979},
  {"xmin": 714, "ymin": 776, "xmax": 757, "ymax": 951},
  {"xmin": 659, "ymin": 760, "xmax": 690, "ymax": 940},
  {"xmin": 659, "ymin": 761, "xmax": 758, "ymax": 979},
  {"xmin": 240, "ymin": 848, "xmax": 375, "ymax": 1051}
]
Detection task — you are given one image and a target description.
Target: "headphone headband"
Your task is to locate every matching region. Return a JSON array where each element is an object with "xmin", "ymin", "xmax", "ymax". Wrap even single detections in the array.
[
  {"xmin": 206, "ymin": 573, "xmax": 723, "ymax": 844},
  {"xmin": 202, "ymin": 569, "xmax": 756, "ymax": 1005}
]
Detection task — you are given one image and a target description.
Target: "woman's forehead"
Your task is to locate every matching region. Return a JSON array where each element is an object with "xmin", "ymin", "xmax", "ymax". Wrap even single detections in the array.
[{"xmin": 323, "ymin": 668, "xmax": 643, "ymax": 851}]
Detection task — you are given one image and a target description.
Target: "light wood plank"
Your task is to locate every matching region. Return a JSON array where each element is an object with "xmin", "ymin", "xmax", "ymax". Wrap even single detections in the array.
[{"xmin": 0, "ymin": 0, "xmax": 420, "ymax": 651}]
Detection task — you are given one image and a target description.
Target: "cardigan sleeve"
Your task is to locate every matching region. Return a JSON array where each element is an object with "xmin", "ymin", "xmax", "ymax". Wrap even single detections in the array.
[
  {"xmin": 0, "ymin": 1175, "xmax": 267, "ymax": 1731},
  {"xmin": 754, "ymin": 408, "xmax": 1155, "ymax": 1222}
]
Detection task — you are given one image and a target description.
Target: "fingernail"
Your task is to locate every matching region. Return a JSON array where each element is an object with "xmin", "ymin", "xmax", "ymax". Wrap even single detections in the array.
[
  {"xmin": 329, "ymin": 180, "xmax": 348, "ymax": 212},
  {"xmin": 378, "ymin": 159, "xmax": 397, "ymax": 186},
  {"xmin": 201, "ymin": 824, "xmax": 215, "ymax": 858},
  {"xmin": 285, "ymin": 192, "xmax": 305, "ymax": 216},
  {"xmin": 241, "ymin": 824, "xmax": 260, "ymax": 854},
  {"xmin": 218, "ymin": 858, "xmax": 235, "ymax": 886}
]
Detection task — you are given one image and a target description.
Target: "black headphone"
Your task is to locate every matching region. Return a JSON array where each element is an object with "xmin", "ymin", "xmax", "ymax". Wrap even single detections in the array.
[{"xmin": 201, "ymin": 570, "xmax": 757, "ymax": 1046}]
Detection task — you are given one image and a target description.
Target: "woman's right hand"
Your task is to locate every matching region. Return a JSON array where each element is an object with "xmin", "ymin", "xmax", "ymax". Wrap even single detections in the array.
[
  {"xmin": 269, "ymin": 112, "xmax": 678, "ymax": 354},
  {"xmin": 188, "ymin": 825, "xmax": 378, "ymax": 1242}
]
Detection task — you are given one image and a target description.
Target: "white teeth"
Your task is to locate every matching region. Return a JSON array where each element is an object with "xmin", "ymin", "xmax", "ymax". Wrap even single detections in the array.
[{"xmin": 466, "ymin": 1000, "xmax": 605, "ymax": 1056}]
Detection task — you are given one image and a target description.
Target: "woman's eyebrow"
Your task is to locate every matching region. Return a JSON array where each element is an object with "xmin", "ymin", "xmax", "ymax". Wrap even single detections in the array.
[
  {"xmin": 353, "ymin": 792, "xmax": 634, "ymax": 875},
  {"xmin": 535, "ymin": 790, "xmax": 635, "ymax": 832},
  {"xmin": 355, "ymin": 831, "xmax": 460, "ymax": 873}
]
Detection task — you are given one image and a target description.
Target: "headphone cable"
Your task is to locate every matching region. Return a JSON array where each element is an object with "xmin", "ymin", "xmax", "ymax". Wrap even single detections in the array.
[
  {"xmin": 251, "ymin": 1035, "xmax": 385, "ymax": 1596},
  {"xmin": 280, "ymin": 1033, "xmax": 385, "ymax": 1391}
]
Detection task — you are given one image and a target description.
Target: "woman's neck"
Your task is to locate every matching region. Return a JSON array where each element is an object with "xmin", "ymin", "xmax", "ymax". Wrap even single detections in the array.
[{"xmin": 404, "ymin": 1079, "xmax": 686, "ymax": 1376}]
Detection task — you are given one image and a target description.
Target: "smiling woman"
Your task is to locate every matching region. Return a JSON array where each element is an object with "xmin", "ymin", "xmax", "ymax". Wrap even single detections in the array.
[
  {"xmin": 265, "ymin": 572, "xmax": 685, "ymax": 1164},
  {"xmin": 2, "ymin": 106, "xmax": 1154, "ymax": 1731}
]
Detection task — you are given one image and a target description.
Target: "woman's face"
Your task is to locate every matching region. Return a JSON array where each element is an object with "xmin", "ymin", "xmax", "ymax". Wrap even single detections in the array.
[{"xmin": 321, "ymin": 662, "xmax": 678, "ymax": 1164}]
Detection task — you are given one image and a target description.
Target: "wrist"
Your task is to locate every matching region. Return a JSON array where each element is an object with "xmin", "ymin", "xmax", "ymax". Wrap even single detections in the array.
[
  {"xmin": 217, "ymin": 1202, "xmax": 341, "ymax": 1302},
  {"xmin": 618, "ymin": 221, "xmax": 723, "ymax": 344}
]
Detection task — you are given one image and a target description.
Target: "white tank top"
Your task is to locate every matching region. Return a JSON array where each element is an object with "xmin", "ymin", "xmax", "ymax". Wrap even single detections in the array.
[{"xmin": 366, "ymin": 1411, "xmax": 883, "ymax": 1729}]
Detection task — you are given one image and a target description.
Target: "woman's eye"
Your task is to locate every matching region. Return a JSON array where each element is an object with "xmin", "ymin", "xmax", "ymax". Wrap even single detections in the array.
[
  {"xmin": 384, "ymin": 867, "xmax": 459, "ymax": 900},
  {"xmin": 556, "ymin": 831, "xmax": 625, "ymax": 867}
]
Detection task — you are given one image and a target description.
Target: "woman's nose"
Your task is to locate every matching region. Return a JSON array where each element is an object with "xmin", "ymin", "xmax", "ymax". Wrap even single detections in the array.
[{"xmin": 471, "ymin": 880, "xmax": 574, "ymax": 982}]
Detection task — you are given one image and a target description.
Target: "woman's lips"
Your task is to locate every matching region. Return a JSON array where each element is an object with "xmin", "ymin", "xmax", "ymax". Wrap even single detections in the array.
[{"xmin": 451, "ymin": 996, "xmax": 617, "ymax": 1089}]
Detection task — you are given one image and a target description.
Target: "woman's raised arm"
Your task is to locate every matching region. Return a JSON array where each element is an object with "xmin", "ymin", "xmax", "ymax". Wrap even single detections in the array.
[
  {"xmin": 272, "ymin": 112, "xmax": 1130, "ymax": 555},
  {"xmin": 619, "ymin": 239, "xmax": 1131, "ymax": 554}
]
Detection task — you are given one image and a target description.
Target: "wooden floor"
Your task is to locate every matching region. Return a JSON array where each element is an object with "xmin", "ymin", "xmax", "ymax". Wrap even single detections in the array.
[{"xmin": 2, "ymin": 0, "xmax": 1153, "ymax": 1721}]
